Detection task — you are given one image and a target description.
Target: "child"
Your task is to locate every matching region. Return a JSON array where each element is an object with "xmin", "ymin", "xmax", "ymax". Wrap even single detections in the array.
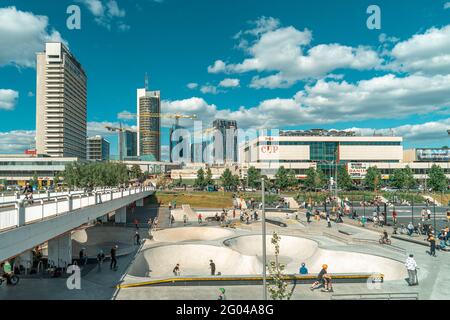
[{"xmin": 321, "ymin": 273, "xmax": 333, "ymax": 292}]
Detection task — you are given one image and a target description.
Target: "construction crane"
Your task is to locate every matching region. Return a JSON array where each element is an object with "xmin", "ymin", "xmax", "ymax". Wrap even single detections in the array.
[{"xmin": 105, "ymin": 123, "xmax": 133, "ymax": 161}]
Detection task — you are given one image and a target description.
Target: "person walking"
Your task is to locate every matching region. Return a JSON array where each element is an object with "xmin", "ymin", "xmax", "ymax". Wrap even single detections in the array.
[
  {"xmin": 326, "ymin": 215, "xmax": 331, "ymax": 228},
  {"xmin": 97, "ymin": 250, "xmax": 105, "ymax": 272},
  {"xmin": 306, "ymin": 210, "xmax": 312, "ymax": 223},
  {"xmin": 360, "ymin": 215, "xmax": 367, "ymax": 228},
  {"xmin": 183, "ymin": 214, "xmax": 187, "ymax": 225},
  {"xmin": 79, "ymin": 248, "xmax": 87, "ymax": 266},
  {"xmin": 209, "ymin": 260, "xmax": 216, "ymax": 275},
  {"xmin": 428, "ymin": 233, "xmax": 437, "ymax": 257},
  {"xmin": 134, "ymin": 231, "xmax": 141, "ymax": 245},
  {"xmin": 110, "ymin": 245, "xmax": 118, "ymax": 270},
  {"xmin": 405, "ymin": 254, "xmax": 418, "ymax": 286},
  {"xmin": 392, "ymin": 209, "xmax": 398, "ymax": 225},
  {"xmin": 198, "ymin": 213, "xmax": 203, "ymax": 224}
]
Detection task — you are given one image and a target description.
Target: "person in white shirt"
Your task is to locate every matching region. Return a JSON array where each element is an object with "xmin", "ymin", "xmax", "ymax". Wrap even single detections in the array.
[{"xmin": 405, "ymin": 254, "xmax": 418, "ymax": 286}]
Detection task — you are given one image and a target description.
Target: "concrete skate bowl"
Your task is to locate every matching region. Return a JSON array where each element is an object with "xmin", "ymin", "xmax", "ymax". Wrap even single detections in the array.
[
  {"xmin": 72, "ymin": 226, "xmax": 136, "ymax": 258},
  {"xmin": 127, "ymin": 244, "xmax": 261, "ymax": 277},
  {"xmin": 152, "ymin": 227, "xmax": 235, "ymax": 243},
  {"xmin": 224, "ymin": 235, "xmax": 406, "ymax": 281}
]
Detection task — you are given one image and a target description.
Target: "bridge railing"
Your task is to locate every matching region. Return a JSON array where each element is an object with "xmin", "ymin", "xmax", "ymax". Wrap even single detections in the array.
[{"xmin": 0, "ymin": 186, "xmax": 154, "ymax": 232}]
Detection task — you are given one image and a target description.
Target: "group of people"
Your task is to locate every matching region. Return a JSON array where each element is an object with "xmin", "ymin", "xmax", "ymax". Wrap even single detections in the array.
[{"xmin": 172, "ymin": 259, "xmax": 217, "ymax": 276}]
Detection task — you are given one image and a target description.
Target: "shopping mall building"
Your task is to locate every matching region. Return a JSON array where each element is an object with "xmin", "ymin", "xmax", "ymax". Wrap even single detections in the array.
[{"xmin": 239, "ymin": 129, "xmax": 450, "ymax": 181}]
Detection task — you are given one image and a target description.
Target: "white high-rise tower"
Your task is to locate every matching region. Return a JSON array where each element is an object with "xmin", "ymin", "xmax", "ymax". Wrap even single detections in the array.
[{"xmin": 36, "ymin": 42, "xmax": 87, "ymax": 159}]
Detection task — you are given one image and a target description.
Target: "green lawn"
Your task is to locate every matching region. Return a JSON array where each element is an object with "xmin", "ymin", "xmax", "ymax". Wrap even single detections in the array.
[{"xmin": 150, "ymin": 191, "xmax": 233, "ymax": 209}]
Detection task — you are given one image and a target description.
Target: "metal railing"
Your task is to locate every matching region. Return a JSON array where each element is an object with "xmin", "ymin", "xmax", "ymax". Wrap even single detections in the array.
[{"xmin": 0, "ymin": 186, "xmax": 154, "ymax": 232}]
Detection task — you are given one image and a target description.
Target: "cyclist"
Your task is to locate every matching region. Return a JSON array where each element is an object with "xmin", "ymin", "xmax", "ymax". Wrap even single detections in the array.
[
  {"xmin": 22, "ymin": 182, "xmax": 33, "ymax": 203},
  {"xmin": 380, "ymin": 230, "xmax": 390, "ymax": 244},
  {"xmin": 1, "ymin": 260, "xmax": 13, "ymax": 284}
]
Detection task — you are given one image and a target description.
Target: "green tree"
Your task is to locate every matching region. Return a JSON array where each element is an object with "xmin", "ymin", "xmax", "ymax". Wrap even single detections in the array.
[
  {"xmin": 62, "ymin": 162, "xmax": 130, "ymax": 189},
  {"xmin": 267, "ymin": 232, "xmax": 293, "ymax": 300},
  {"xmin": 304, "ymin": 167, "xmax": 326, "ymax": 191},
  {"xmin": 129, "ymin": 164, "xmax": 143, "ymax": 181},
  {"xmin": 403, "ymin": 166, "xmax": 416, "ymax": 190},
  {"xmin": 364, "ymin": 166, "xmax": 382, "ymax": 191},
  {"xmin": 287, "ymin": 170, "xmax": 298, "ymax": 190},
  {"xmin": 337, "ymin": 166, "xmax": 352, "ymax": 190},
  {"xmin": 195, "ymin": 168, "xmax": 205, "ymax": 189},
  {"xmin": 247, "ymin": 166, "xmax": 261, "ymax": 189},
  {"xmin": 389, "ymin": 168, "xmax": 405, "ymax": 189},
  {"xmin": 390, "ymin": 166, "xmax": 416, "ymax": 190},
  {"xmin": 428, "ymin": 164, "xmax": 448, "ymax": 192},
  {"xmin": 205, "ymin": 167, "xmax": 213, "ymax": 186},
  {"xmin": 274, "ymin": 166, "xmax": 290, "ymax": 191},
  {"xmin": 220, "ymin": 168, "xmax": 239, "ymax": 191}
]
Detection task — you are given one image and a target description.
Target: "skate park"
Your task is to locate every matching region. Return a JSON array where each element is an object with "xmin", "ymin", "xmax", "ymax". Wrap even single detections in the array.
[
  {"xmin": 1, "ymin": 196, "xmax": 448, "ymax": 300},
  {"xmin": 112, "ymin": 199, "xmax": 443, "ymax": 300}
]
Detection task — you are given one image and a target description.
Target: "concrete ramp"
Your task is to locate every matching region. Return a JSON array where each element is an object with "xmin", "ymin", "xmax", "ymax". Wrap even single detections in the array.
[
  {"xmin": 284, "ymin": 197, "xmax": 300, "ymax": 209},
  {"xmin": 153, "ymin": 227, "xmax": 235, "ymax": 242},
  {"xmin": 182, "ymin": 204, "xmax": 198, "ymax": 221}
]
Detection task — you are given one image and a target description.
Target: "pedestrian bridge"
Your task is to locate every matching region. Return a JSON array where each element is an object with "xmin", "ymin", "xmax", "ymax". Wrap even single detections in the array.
[{"xmin": 0, "ymin": 186, "xmax": 154, "ymax": 264}]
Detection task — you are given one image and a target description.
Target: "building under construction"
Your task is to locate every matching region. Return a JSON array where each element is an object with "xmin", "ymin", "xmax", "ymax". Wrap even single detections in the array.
[{"xmin": 137, "ymin": 79, "xmax": 161, "ymax": 161}]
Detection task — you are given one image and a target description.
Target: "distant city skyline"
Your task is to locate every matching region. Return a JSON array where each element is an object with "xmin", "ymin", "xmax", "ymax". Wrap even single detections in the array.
[{"xmin": 1, "ymin": 0, "xmax": 450, "ymax": 159}]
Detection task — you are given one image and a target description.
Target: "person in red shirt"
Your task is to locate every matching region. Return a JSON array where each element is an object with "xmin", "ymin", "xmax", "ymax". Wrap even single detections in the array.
[{"xmin": 392, "ymin": 210, "xmax": 398, "ymax": 225}]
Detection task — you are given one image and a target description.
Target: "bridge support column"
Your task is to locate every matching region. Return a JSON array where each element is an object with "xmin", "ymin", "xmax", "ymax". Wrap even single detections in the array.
[
  {"xmin": 136, "ymin": 198, "xmax": 144, "ymax": 207},
  {"xmin": 114, "ymin": 206, "xmax": 126, "ymax": 224},
  {"xmin": 48, "ymin": 233, "xmax": 72, "ymax": 269},
  {"xmin": 18, "ymin": 250, "xmax": 33, "ymax": 273}
]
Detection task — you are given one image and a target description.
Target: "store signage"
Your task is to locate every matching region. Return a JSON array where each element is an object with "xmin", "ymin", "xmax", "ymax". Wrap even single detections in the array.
[
  {"xmin": 416, "ymin": 148, "xmax": 450, "ymax": 161},
  {"xmin": 347, "ymin": 163, "xmax": 368, "ymax": 179},
  {"xmin": 260, "ymin": 145, "xmax": 279, "ymax": 154}
]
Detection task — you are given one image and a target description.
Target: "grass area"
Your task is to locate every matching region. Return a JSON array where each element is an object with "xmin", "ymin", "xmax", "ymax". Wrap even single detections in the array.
[
  {"xmin": 428, "ymin": 193, "xmax": 450, "ymax": 207},
  {"xmin": 150, "ymin": 191, "xmax": 233, "ymax": 209}
]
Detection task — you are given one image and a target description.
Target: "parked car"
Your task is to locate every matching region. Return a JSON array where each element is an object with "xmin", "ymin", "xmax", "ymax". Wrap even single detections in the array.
[{"xmin": 6, "ymin": 185, "xmax": 21, "ymax": 191}]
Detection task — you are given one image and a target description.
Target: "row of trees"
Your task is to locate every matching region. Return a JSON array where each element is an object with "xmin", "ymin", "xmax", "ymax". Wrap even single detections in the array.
[
  {"xmin": 194, "ymin": 164, "xmax": 449, "ymax": 192},
  {"xmin": 62, "ymin": 162, "xmax": 147, "ymax": 189}
]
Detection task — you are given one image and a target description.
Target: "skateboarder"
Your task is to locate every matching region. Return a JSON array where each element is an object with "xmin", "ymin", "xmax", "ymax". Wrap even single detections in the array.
[
  {"xmin": 110, "ymin": 245, "xmax": 118, "ymax": 270},
  {"xmin": 405, "ymin": 254, "xmax": 418, "ymax": 286},
  {"xmin": 310, "ymin": 264, "xmax": 328, "ymax": 291},
  {"xmin": 173, "ymin": 263, "xmax": 180, "ymax": 276}
]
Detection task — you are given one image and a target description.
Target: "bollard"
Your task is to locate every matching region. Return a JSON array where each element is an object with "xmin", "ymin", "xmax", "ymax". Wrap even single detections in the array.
[
  {"xmin": 16, "ymin": 200, "xmax": 25, "ymax": 227},
  {"xmin": 68, "ymin": 195, "xmax": 73, "ymax": 211}
]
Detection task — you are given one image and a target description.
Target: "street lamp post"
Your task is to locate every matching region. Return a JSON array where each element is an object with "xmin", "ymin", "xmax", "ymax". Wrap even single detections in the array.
[
  {"xmin": 433, "ymin": 199, "xmax": 436, "ymax": 236},
  {"xmin": 261, "ymin": 178, "xmax": 267, "ymax": 300}
]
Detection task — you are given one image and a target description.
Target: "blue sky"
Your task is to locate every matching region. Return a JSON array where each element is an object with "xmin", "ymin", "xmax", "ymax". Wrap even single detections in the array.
[{"xmin": 0, "ymin": 0, "xmax": 450, "ymax": 157}]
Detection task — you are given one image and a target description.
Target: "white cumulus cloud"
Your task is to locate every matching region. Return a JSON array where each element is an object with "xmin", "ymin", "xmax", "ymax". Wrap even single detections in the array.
[
  {"xmin": 208, "ymin": 17, "xmax": 381, "ymax": 88},
  {"xmin": 389, "ymin": 25, "xmax": 450, "ymax": 75},
  {"xmin": 0, "ymin": 89, "xmax": 19, "ymax": 110},
  {"xmin": 219, "ymin": 78, "xmax": 240, "ymax": 88},
  {"xmin": 78, "ymin": 0, "xmax": 128, "ymax": 30},
  {"xmin": 0, "ymin": 6, "xmax": 66, "ymax": 68}
]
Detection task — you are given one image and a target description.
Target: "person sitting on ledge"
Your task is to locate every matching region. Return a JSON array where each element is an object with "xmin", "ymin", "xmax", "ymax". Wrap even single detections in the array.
[{"xmin": 299, "ymin": 263, "xmax": 308, "ymax": 275}]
